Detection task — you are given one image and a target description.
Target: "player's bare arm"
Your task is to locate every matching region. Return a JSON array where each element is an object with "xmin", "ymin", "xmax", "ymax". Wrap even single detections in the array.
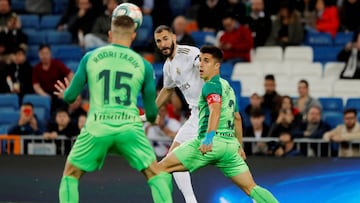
[
  {"xmin": 199, "ymin": 101, "xmax": 221, "ymax": 155},
  {"xmin": 234, "ymin": 112, "xmax": 246, "ymax": 160}
]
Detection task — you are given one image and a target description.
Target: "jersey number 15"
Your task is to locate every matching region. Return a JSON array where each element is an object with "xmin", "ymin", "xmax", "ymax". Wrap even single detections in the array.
[{"xmin": 99, "ymin": 69, "xmax": 133, "ymax": 106}]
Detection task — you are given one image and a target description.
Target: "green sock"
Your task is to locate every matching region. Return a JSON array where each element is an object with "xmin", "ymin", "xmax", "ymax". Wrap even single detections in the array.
[
  {"xmin": 147, "ymin": 172, "xmax": 173, "ymax": 203},
  {"xmin": 59, "ymin": 176, "xmax": 79, "ymax": 203},
  {"xmin": 250, "ymin": 185, "xmax": 279, "ymax": 203}
]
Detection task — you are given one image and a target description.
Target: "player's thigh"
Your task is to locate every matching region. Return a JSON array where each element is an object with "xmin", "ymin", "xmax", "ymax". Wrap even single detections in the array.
[
  {"xmin": 230, "ymin": 170, "xmax": 257, "ymax": 195},
  {"xmin": 112, "ymin": 125, "xmax": 156, "ymax": 171},
  {"xmin": 173, "ymin": 138, "xmax": 211, "ymax": 172},
  {"xmin": 173, "ymin": 113, "xmax": 198, "ymax": 143},
  {"xmin": 68, "ymin": 128, "xmax": 113, "ymax": 172},
  {"xmin": 215, "ymin": 141, "xmax": 249, "ymax": 178}
]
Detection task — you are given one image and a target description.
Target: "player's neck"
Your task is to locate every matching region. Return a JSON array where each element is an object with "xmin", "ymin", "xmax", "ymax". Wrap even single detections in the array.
[{"xmin": 112, "ymin": 39, "xmax": 132, "ymax": 48}]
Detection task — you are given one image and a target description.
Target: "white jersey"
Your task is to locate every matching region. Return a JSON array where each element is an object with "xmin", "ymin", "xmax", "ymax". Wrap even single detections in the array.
[{"xmin": 163, "ymin": 45, "xmax": 203, "ymax": 109}]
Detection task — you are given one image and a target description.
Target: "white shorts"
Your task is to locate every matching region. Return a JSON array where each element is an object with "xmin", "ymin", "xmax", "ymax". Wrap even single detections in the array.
[{"xmin": 173, "ymin": 108, "xmax": 199, "ymax": 144}]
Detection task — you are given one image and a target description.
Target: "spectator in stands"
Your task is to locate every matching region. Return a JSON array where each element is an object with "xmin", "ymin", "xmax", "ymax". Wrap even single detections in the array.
[
  {"xmin": 294, "ymin": 79, "xmax": 322, "ymax": 120},
  {"xmin": 32, "ymin": 44, "xmax": 73, "ymax": 113},
  {"xmin": 323, "ymin": 108, "xmax": 360, "ymax": 157},
  {"xmin": 245, "ymin": 90, "xmax": 264, "ymax": 116},
  {"xmin": 57, "ymin": 0, "xmax": 98, "ymax": 46},
  {"xmin": 261, "ymin": 74, "xmax": 282, "ymax": 123},
  {"xmin": 292, "ymin": 105, "xmax": 330, "ymax": 139},
  {"xmin": 0, "ymin": 60, "xmax": 11, "ymax": 93},
  {"xmin": 245, "ymin": 0, "xmax": 272, "ymax": 47},
  {"xmin": 25, "ymin": 0, "xmax": 51, "ymax": 15},
  {"xmin": 339, "ymin": 0, "xmax": 360, "ymax": 32},
  {"xmin": 291, "ymin": 105, "xmax": 331, "ymax": 156},
  {"xmin": 145, "ymin": 105, "xmax": 180, "ymax": 157},
  {"xmin": 0, "ymin": 0, "xmax": 12, "ymax": 28},
  {"xmin": 299, "ymin": 0, "xmax": 317, "ymax": 31},
  {"xmin": 263, "ymin": 0, "xmax": 280, "ymax": 16},
  {"xmin": 272, "ymin": 131, "xmax": 304, "ymax": 157},
  {"xmin": 77, "ymin": 113, "xmax": 87, "ymax": 133},
  {"xmin": 218, "ymin": 13, "xmax": 253, "ymax": 63},
  {"xmin": 337, "ymin": 30, "xmax": 360, "ymax": 79},
  {"xmin": 172, "ymin": 15, "xmax": 195, "ymax": 46},
  {"xmin": 268, "ymin": 95, "xmax": 301, "ymax": 138},
  {"xmin": 68, "ymin": 95, "xmax": 87, "ymax": 123},
  {"xmin": 244, "ymin": 108, "xmax": 270, "ymax": 156},
  {"xmin": 314, "ymin": 0, "xmax": 339, "ymax": 37},
  {"xmin": 224, "ymin": 0, "xmax": 246, "ymax": 24},
  {"xmin": 0, "ymin": 13, "xmax": 27, "ymax": 63},
  {"xmin": 266, "ymin": 2, "xmax": 304, "ymax": 47},
  {"xmin": 197, "ymin": 0, "xmax": 227, "ymax": 32},
  {"xmin": 6, "ymin": 47, "xmax": 33, "ymax": 100},
  {"xmin": 8, "ymin": 102, "xmax": 41, "ymax": 135},
  {"xmin": 83, "ymin": 0, "xmax": 120, "ymax": 50},
  {"xmin": 43, "ymin": 108, "xmax": 78, "ymax": 155}
]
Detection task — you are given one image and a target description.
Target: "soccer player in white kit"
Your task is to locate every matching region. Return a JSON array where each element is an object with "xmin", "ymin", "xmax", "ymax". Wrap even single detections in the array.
[{"xmin": 154, "ymin": 25, "xmax": 202, "ymax": 203}]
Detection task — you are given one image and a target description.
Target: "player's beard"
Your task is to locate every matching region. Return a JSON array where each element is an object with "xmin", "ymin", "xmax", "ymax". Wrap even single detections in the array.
[{"xmin": 161, "ymin": 41, "xmax": 175, "ymax": 58}]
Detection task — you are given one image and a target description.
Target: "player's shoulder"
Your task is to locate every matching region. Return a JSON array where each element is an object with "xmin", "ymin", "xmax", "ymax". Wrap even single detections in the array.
[{"xmin": 176, "ymin": 44, "xmax": 200, "ymax": 56}]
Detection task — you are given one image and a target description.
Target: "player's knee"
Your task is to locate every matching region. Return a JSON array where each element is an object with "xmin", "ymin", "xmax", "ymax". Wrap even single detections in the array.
[{"xmin": 63, "ymin": 161, "xmax": 83, "ymax": 179}]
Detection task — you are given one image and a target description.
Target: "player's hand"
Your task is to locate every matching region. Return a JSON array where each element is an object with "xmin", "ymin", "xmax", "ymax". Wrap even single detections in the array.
[
  {"xmin": 199, "ymin": 143, "xmax": 212, "ymax": 155},
  {"xmin": 54, "ymin": 77, "xmax": 70, "ymax": 99}
]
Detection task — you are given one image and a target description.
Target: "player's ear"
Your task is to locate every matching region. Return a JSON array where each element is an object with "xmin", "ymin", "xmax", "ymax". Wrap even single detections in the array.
[
  {"xmin": 131, "ymin": 32, "xmax": 137, "ymax": 41},
  {"xmin": 108, "ymin": 30, "xmax": 112, "ymax": 42}
]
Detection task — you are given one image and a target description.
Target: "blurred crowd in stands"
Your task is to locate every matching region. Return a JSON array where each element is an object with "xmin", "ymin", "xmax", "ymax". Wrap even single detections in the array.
[{"xmin": 0, "ymin": 0, "xmax": 360, "ymax": 157}]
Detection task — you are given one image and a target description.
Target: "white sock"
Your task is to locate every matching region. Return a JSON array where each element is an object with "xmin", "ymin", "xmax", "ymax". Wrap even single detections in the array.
[{"xmin": 173, "ymin": 171, "xmax": 198, "ymax": 203}]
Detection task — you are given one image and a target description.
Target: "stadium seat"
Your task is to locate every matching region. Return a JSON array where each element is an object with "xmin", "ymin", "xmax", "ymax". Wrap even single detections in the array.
[
  {"xmin": 319, "ymin": 97, "xmax": 344, "ymax": 113},
  {"xmin": 0, "ymin": 111, "xmax": 20, "ymax": 127},
  {"xmin": 334, "ymin": 32, "xmax": 354, "ymax": 46},
  {"xmin": 190, "ymin": 31, "xmax": 216, "ymax": 47},
  {"xmin": 323, "ymin": 111, "xmax": 343, "ymax": 128},
  {"xmin": 253, "ymin": 46, "xmax": 283, "ymax": 62},
  {"xmin": 263, "ymin": 62, "xmax": 290, "ymax": 77},
  {"xmin": 289, "ymin": 62, "xmax": 323, "ymax": 78},
  {"xmin": 304, "ymin": 32, "xmax": 333, "ymax": 46},
  {"xmin": 345, "ymin": 98, "xmax": 360, "ymax": 112},
  {"xmin": 169, "ymin": 0, "xmax": 191, "ymax": 16},
  {"xmin": 237, "ymin": 75, "xmax": 262, "ymax": 97},
  {"xmin": 52, "ymin": 0, "xmax": 68, "ymax": 14},
  {"xmin": 23, "ymin": 30, "xmax": 46, "ymax": 45},
  {"xmin": 323, "ymin": 62, "xmax": 345, "ymax": 81},
  {"xmin": 19, "ymin": 14, "xmax": 40, "ymax": 30},
  {"xmin": 65, "ymin": 60, "xmax": 79, "ymax": 73},
  {"xmin": 22, "ymin": 94, "xmax": 51, "ymax": 122},
  {"xmin": 11, "ymin": 0, "xmax": 26, "ymax": 12},
  {"xmin": 229, "ymin": 80, "xmax": 241, "ymax": 97},
  {"xmin": 51, "ymin": 45, "xmax": 83, "ymax": 61},
  {"xmin": 45, "ymin": 30, "xmax": 72, "ymax": 44},
  {"xmin": 0, "ymin": 94, "xmax": 19, "ymax": 112},
  {"xmin": 26, "ymin": 45, "xmax": 39, "ymax": 62},
  {"xmin": 231, "ymin": 62, "xmax": 263, "ymax": 81},
  {"xmin": 220, "ymin": 62, "xmax": 234, "ymax": 81},
  {"xmin": 283, "ymin": 46, "xmax": 313, "ymax": 62},
  {"xmin": 40, "ymin": 15, "xmax": 61, "ymax": 30},
  {"xmin": 313, "ymin": 46, "xmax": 342, "ymax": 64},
  {"xmin": 132, "ymin": 15, "xmax": 153, "ymax": 49},
  {"xmin": 333, "ymin": 80, "xmax": 360, "ymax": 101}
]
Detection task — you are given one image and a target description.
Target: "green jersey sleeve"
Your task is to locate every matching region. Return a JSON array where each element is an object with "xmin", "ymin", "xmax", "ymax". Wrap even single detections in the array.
[
  {"xmin": 202, "ymin": 79, "xmax": 222, "ymax": 98},
  {"xmin": 141, "ymin": 59, "xmax": 158, "ymax": 123},
  {"xmin": 63, "ymin": 52, "xmax": 91, "ymax": 103}
]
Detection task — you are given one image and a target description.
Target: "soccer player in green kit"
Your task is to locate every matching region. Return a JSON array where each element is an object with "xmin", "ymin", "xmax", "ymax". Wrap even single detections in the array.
[
  {"xmin": 54, "ymin": 15, "xmax": 172, "ymax": 203},
  {"xmin": 158, "ymin": 45, "xmax": 279, "ymax": 203}
]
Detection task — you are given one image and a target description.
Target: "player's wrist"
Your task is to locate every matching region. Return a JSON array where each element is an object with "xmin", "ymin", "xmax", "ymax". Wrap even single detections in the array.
[{"xmin": 202, "ymin": 130, "xmax": 216, "ymax": 146}]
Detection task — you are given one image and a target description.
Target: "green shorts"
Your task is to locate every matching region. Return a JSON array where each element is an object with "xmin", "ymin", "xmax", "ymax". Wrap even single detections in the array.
[
  {"xmin": 67, "ymin": 124, "xmax": 156, "ymax": 172},
  {"xmin": 174, "ymin": 136, "xmax": 249, "ymax": 177}
]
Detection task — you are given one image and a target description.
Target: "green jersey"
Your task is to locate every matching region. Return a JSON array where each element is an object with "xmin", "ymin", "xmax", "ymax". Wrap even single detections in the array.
[
  {"xmin": 198, "ymin": 75, "xmax": 238, "ymax": 142},
  {"xmin": 64, "ymin": 44, "xmax": 158, "ymax": 136}
]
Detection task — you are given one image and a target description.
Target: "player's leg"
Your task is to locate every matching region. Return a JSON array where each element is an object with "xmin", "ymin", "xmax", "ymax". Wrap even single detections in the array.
[
  {"xmin": 168, "ymin": 114, "xmax": 198, "ymax": 203},
  {"xmin": 230, "ymin": 171, "xmax": 279, "ymax": 203},
  {"xmin": 218, "ymin": 142, "xmax": 278, "ymax": 203},
  {"xmin": 115, "ymin": 125, "xmax": 173, "ymax": 203},
  {"xmin": 59, "ymin": 161, "xmax": 85, "ymax": 203},
  {"xmin": 59, "ymin": 129, "xmax": 111, "ymax": 203}
]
